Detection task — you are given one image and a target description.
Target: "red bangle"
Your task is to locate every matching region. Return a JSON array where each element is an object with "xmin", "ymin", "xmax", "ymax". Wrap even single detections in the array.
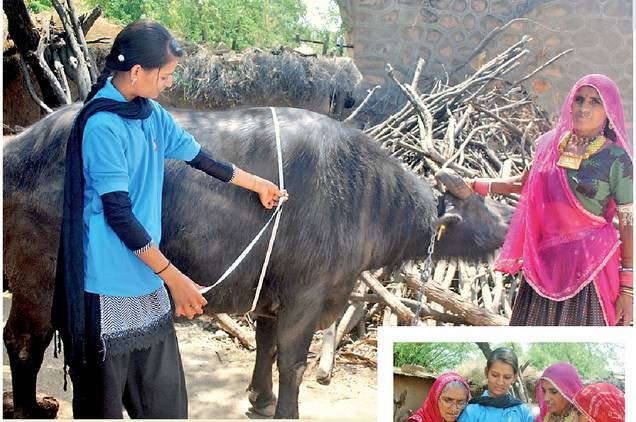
[
  {"xmin": 619, "ymin": 271, "xmax": 633, "ymax": 288},
  {"xmin": 472, "ymin": 179, "xmax": 490, "ymax": 196}
]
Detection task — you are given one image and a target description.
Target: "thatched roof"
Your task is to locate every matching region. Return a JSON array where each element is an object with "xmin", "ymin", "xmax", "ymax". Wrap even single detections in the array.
[
  {"xmin": 394, "ymin": 365, "xmax": 437, "ymax": 380},
  {"xmin": 165, "ymin": 46, "xmax": 362, "ymax": 115}
]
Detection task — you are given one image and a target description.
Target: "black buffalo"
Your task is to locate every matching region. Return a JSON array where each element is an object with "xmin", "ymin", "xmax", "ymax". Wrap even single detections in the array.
[{"xmin": 3, "ymin": 105, "xmax": 512, "ymax": 418}]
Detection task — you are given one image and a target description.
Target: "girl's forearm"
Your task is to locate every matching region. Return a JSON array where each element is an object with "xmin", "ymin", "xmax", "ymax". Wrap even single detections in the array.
[{"xmin": 230, "ymin": 167, "xmax": 263, "ymax": 192}]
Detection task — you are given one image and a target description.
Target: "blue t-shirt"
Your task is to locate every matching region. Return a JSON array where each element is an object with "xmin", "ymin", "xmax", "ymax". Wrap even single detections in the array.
[
  {"xmin": 458, "ymin": 391, "xmax": 534, "ymax": 422},
  {"xmin": 82, "ymin": 78, "xmax": 201, "ymax": 296}
]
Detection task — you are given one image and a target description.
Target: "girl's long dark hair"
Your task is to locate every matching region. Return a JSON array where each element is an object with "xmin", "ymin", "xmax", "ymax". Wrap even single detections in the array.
[
  {"xmin": 85, "ymin": 20, "xmax": 183, "ymax": 103},
  {"xmin": 486, "ymin": 347, "xmax": 520, "ymax": 375}
]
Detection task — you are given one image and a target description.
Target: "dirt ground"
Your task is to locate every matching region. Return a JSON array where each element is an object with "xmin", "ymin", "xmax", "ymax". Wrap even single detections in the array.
[{"xmin": 2, "ymin": 292, "xmax": 376, "ymax": 420}]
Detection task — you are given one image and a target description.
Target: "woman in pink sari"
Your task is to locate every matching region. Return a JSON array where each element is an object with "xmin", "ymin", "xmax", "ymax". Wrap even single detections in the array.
[
  {"xmin": 406, "ymin": 372, "xmax": 471, "ymax": 422},
  {"xmin": 471, "ymin": 74, "xmax": 633, "ymax": 326},
  {"xmin": 536, "ymin": 363, "xmax": 584, "ymax": 422}
]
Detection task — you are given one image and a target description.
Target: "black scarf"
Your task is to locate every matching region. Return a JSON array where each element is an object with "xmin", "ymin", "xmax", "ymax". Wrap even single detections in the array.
[
  {"xmin": 53, "ymin": 96, "xmax": 152, "ymax": 368},
  {"xmin": 468, "ymin": 393, "xmax": 523, "ymax": 409}
]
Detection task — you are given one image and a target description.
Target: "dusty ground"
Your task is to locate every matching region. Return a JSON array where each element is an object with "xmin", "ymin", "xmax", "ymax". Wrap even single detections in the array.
[{"xmin": 2, "ymin": 292, "xmax": 376, "ymax": 420}]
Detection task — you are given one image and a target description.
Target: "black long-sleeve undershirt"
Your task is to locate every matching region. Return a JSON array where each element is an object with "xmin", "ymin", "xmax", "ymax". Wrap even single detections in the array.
[
  {"xmin": 101, "ymin": 191, "xmax": 152, "ymax": 252},
  {"xmin": 187, "ymin": 147, "xmax": 235, "ymax": 182}
]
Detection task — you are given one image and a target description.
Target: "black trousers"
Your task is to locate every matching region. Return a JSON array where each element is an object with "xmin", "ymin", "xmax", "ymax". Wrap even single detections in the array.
[{"xmin": 70, "ymin": 293, "xmax": 188, "ymax": 419}]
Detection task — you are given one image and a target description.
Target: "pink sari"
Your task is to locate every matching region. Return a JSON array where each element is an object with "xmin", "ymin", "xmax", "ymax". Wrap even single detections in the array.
[
  {"xmin": 494, "ymin": 74, "xmax": 632, "ymax": 326},
  {"xmin": 406, "ymin": 372, "xmax": 471, "ymax": 422},
  {"xmin": 536, "ymin": 363, "xmax": 584, "ymax": 422}
]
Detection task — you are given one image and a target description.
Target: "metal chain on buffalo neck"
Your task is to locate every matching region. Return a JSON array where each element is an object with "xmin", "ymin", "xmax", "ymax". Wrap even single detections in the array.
[{"xmin": 411, "ymin": 230, "xmax": 437, "ymax": 326}]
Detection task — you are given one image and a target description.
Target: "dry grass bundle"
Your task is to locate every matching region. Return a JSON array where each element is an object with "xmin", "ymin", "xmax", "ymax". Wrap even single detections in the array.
[{"xmin": 170, "ymin": 46, "xmax": 362, "ymax": 115}]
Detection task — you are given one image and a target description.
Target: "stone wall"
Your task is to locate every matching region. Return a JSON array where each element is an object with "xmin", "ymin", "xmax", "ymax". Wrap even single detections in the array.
[{"xmin": 337, "ymin": 0, "xmax": 633, "ymax": 129}]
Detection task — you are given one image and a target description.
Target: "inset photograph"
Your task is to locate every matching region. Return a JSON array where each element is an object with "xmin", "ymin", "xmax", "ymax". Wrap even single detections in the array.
[{"xmin": 393, "ymin": 342, "xmax": 624, "ymax": 422}]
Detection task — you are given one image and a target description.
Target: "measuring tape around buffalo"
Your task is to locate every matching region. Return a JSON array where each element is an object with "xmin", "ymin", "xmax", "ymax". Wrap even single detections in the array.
[{"xmin": 198, "ymin": 107, "xmax": 287, "ymax": 312}]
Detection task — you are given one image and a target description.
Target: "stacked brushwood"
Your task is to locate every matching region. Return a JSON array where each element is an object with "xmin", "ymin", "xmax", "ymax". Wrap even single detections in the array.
[{"xmin": 3, "ymin": 0, "xmax": 103, "ymax": 111}]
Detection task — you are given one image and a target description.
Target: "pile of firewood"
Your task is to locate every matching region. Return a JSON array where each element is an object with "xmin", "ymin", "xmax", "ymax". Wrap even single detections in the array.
[
  {"xmin": 364, "ymin": 35, "xmax": 556, "ymax": 182},
  {"xmin": 4, "ymin": 0, "xmax": 104, "ymax": 112}
]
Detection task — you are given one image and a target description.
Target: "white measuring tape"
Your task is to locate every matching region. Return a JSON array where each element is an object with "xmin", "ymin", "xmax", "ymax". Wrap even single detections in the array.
[{"xmin": 199, "ymin": 107, "xmax": 286, "ymax": 312}]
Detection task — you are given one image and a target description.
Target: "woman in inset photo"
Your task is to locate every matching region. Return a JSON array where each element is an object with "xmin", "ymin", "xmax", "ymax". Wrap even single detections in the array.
[
  {"xmin": 406, "ymin": 372, "xmax": 471, "ymax": 422},
  {"xmin": 536, "ymin": 362, "xmax": 585, "ymax": 421},
  {"xmin": 458, "ymin": 347, "xmax": 533, "ymax": 422}
]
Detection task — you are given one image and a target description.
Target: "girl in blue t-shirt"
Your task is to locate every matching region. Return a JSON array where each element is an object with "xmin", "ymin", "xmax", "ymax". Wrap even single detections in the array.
[
  {"xmin": 458, "ymin": 347, "xmax": 534, "ymax": 422},
  {"xmin": 56, "ymin": 20, "xmax": 286, "ymax": 419}
]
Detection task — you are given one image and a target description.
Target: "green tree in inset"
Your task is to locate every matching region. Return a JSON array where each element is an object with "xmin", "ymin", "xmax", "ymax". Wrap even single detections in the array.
[
  {"xmin": 394, "ymin": 343, "xmax": 479, "ymax": 372},
  {"xmin": 524, "ymin": 343, "xmax": 623, "ymax": 380}
]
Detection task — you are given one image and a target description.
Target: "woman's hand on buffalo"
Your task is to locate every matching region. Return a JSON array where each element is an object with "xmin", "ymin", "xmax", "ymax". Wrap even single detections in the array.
[{"xmin": 160, "ymin": 265, "xmax": 208, "ymax": 319}]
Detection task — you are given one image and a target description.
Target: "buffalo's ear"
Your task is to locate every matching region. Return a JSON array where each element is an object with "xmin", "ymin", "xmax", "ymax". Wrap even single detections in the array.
[
  {"xmin": 432, "ymin": 212, "xmax": 463, "ymax": 230},
  {"xmin": 435, "ymin": 169, "xmax": 472, "ymax": 200}
]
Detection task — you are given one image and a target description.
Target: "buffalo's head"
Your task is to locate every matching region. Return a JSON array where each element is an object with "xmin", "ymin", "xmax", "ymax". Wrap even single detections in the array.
[{"xmin": 431, "ymin": 169, "xmax": 514, "ymax": 261}]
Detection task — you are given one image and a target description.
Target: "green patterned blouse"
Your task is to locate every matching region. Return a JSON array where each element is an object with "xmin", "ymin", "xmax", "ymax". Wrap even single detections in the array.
[{"xmin": 566, "ymin": 144, "xmax": 632, "ymax": 216}]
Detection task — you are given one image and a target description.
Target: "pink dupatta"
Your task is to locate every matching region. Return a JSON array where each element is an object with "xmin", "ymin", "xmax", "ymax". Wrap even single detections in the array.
[
  {"xmin": 536, "ymin": 363, "xmax": 584, "ymax": 422},
  {"xmin": 494, "ymin": 75, "xmax": 632, "ymax": 325},
  {"xmin": 406, "ymin": 372, "xmax": 471, "ymax": 422}
]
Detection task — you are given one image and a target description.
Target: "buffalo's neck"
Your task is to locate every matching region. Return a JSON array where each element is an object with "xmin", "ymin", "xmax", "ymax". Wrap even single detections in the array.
[{"xmin": 356, "ymin": 174, "xmax": 436, "ymax": 273}]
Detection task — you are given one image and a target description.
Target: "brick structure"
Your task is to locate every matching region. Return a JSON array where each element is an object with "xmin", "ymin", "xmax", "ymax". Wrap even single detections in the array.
[{"xmin": 337, "ymin": 0, "xmax": 633, "ymax": 129}]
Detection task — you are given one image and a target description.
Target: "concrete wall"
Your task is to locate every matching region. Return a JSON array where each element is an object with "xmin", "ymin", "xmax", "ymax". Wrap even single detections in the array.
[{"xmin": 338, "ymin": 0, "xmax": 633, "ymax": 129}]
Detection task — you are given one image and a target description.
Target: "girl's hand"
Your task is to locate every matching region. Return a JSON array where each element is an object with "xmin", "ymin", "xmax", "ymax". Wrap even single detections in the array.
[
  {"xmin": 254, "ymin": 177, "xmax": 288, "ymax": 209},
  {"xmin": 160, "ymin": 265, "xmax": 208, "ymax": 319},
  {"xmin": 228, "ymin": 167, "xmax": 289, "ymax": 209}
]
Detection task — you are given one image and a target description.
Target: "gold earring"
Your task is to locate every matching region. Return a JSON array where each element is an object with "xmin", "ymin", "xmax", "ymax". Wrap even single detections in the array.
[
  {"xmin": 608, "ymin": 120, "xmax": 614, "ymax": 130},
  {"xmin": 131, "ymin": 77, "xmax": 137, "ymax": 87}
]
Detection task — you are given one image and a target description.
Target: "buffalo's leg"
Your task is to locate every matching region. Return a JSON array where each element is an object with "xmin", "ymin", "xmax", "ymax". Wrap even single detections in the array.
[
  {"xmin": 4, "ymin": 292, "xmax": 55, "ymax": 418},
  {"xmin": 273, "ymin": 302, "xmax": 320, "ymax": 419},
  {"xmin": 247, "ymin": 316, "xmax": 278, "ymax": 416}
]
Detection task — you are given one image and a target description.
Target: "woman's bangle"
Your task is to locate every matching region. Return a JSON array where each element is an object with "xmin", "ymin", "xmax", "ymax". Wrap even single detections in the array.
[
  {"xmin": 155, "ymin": 260, "xmax": 171, "ymax": 275},
  {"xmin": 619, "ymin": 287, "xmax": 633, "ymax": 297},
  {"xmin": 472, "ymin": 179, "xmax": 491, "ymax": 196},
  {"xmin": 619, "ymin": 270, "xmax": 633, "ymax": 288},
  {"xmin": 619, "ymin": 267, "xmax": 633, "ymax": 272}
]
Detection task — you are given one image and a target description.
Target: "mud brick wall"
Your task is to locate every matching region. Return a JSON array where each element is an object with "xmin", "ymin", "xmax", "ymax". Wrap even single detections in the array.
[{"xmin": 338, "ymin": 0, "xmax": 633, "ymax": 130}]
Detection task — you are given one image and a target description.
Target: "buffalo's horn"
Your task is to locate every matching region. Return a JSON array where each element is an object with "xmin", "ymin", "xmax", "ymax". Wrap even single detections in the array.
[
  {"xmin": 434, "ymin": 169, "xmax": 473, "ymax": 200},
  {"xmin": 431, "ymin": 212, "xmax": 463, "ymax": 230}
]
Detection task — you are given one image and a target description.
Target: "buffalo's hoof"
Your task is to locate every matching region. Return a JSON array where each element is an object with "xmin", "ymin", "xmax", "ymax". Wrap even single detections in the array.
[
  {"xmin": 3, "ymin": 391, "xmax": 59, "ymax": 419},
  {"xmin": 248, "ymin": 389, "xmax": 276, "ymax": 417}
]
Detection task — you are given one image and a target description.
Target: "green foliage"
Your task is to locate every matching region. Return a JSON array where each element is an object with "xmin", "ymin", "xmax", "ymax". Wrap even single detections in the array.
[
  {"xmin": 393, "ymin": 342, "xmax": 623, "ymax": 382},
  {"xmin": 524, "ymin": 343, "xmax": 623, "ymax": 380},
  {"xmin": 84, "ymin": 0, "xmax": 343, "ymax": 52},
  {"xmin": 394, "ymin": 343, "xmax": 479, "ymax": 373},
  {"xmin": 26, "ymin": 0, "xmax": 52, "ymax": 13}
]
